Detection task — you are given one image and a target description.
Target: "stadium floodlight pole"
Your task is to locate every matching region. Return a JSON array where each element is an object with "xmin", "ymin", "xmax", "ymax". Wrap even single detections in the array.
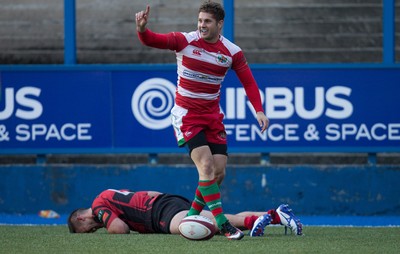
[
  {"xmin": 223, "ymin": 0, "xmax": 234, "ymax": 42},
  {"xmin": 64, "ymin": 0, "xmax": 77, "ymax": 64},
  {"xmin": 383, "ymin": 0, "xmax": 395, "ymax": 64}
]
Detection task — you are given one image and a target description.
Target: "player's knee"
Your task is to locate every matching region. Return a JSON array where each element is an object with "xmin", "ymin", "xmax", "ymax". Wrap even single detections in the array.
[
  {"xmin": 197, "ymin": 158, "xmax": 215, "ymax": 178},
  {"xmin": 214, "ymin": 169, "xmax": 226, "ymax": 185}
]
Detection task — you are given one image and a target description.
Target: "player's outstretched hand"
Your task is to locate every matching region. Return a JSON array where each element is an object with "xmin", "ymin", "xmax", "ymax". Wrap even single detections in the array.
[
  {"xmin": 256, "ymin": 111, "xmax": 269, "ymax": 133},
  {"xmin": 135, "ymin": 5, "xmax": 150, "ymax": 32}
]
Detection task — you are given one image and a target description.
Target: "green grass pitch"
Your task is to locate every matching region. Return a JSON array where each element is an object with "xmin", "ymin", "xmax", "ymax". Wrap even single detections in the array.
[{"xmin": 1, "ymin": 225, "xmax": 399, "ymax": 254}]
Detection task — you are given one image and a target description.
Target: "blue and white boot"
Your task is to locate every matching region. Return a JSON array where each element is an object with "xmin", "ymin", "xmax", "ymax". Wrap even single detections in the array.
[
  {"xmin": 276, "ymin": 204, "xmax": 303, "ymax": 236},
  {"xmin": 250, "ymin": 214, "xmax": 272, "ymax": 237}
]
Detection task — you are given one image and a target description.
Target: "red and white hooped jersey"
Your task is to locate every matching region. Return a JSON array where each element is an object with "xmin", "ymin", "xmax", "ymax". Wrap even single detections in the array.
[{"xmin": 138, "ymin": 29, "xmax": 263, "ymax": 114}]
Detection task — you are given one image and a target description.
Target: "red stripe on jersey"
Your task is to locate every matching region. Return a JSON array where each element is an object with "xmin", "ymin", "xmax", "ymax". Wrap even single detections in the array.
[
  {"xmin": 179, "ymin": 78, "xmax": 221, "ymax": 94},
  {"xmin": 182, "ymin": 55, "xmax": 229, "ymax": 77},
  {"xmin": 175, "ymin": 94, "xmax": 219, "ymax": 113}
]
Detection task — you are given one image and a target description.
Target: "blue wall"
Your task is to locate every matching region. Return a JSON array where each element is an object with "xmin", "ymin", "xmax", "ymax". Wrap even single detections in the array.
[{"xmin": 1, "ymin": 164, "xmax": 399, "ymax": 215}]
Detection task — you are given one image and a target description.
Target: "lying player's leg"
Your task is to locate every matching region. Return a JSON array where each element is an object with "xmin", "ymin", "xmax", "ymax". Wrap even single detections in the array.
[
  {"xmin": 169, "ymin": 210, "xmax": 254, "ymax": 233},
  {"xmin": 169, "ymin": 206, "xmax": 303, "ymax": 236}
]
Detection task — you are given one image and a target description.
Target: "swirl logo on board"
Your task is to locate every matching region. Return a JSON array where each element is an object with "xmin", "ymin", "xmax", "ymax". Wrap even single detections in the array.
[{"xmin": 131, "ymin": 78, "xmax": 176, "ymax": 130}]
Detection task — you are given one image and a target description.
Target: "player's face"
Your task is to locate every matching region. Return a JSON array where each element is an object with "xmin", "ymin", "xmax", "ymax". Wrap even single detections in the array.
[
  {"xmin": 75, "ymin": 219, "xmax": 102, "ymax": 233},
  {"xmin": 79, "ymin": 225, "xmax": 101, "ymax": 233},
  {"xmin": 198, "ymin": 12, "xmax": 223, "ymax": 43}
]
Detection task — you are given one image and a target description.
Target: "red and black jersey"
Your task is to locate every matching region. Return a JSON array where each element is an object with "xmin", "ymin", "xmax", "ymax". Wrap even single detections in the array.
[{"xmin": 91, "ymin": 189, "xmax": 159, "ymax": 233}]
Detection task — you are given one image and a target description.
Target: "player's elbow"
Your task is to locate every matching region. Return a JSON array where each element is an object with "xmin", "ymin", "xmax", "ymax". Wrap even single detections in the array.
[
  {"xmin": 107, "ymin": 220, "xmax": 130, "ymax": 234},
  {"xmin": 108, "ymin": 226, "xmax": 130, "ymax": 234}
]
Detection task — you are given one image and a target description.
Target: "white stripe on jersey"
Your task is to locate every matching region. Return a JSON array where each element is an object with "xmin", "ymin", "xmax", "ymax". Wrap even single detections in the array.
[
  {"xmin": 181, "ymin": 31, "xmax": 242, "ymax": 57},
  {"xmin": 177, "ymin": 86, "xmax": 220, "ymax": 100},
  {"xmin": 180, "ymin": 31, "xmax": 199, "ymax": 44},
  {"xmin": 179, "ymin": 45, "xmax": 232, "ymax": 67},
  {"xmin": 178, "ymin": 66, "xmax": 224, "ymax": 85}
]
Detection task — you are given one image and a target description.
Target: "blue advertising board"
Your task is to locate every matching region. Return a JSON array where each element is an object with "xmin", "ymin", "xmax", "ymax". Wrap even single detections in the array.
[
  {"xmin": 0, "ymin": 71, "xmax": 112, "ymax": 151},
  {"xmin": 1, "ymin": 66, "xmax": 399, "ymax": 153}
]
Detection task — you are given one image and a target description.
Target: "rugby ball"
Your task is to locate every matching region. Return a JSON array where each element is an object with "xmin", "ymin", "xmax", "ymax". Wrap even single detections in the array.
[{"xmin": 178, "ymin": 215, "xmax": 216, "ymax": 240}]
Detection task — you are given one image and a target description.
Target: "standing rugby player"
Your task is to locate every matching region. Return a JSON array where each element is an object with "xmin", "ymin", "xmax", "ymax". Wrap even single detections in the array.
[{"xmin": 135, "ymin": 1, "xmax": 269, "ymax": 240}]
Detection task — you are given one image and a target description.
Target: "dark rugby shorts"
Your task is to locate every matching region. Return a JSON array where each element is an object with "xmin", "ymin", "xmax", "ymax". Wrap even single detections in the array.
[{"xmin": 151, "ymin": 194, "xmax": 191, "ymax": 233}]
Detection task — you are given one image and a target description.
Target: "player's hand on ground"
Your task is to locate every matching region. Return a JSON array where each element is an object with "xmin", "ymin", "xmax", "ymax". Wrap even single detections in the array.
[
  {"xmin": 256, "ymin": 112, "xmax": 269, "ymax": 133},
  {"xmin": 135, "ymin": 5, "xmax": 150, "ymax": 32}
]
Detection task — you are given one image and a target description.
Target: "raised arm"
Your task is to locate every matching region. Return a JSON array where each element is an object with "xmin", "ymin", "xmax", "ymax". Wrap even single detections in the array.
[{"xmin": 135, "ymin": 5, "xmax": 150, "ymax": 32}]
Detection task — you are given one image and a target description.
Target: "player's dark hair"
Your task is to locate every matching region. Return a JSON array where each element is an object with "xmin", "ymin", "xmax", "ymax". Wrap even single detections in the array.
[
  {"xmin": 67, "ymin": 208, "xmax": 84, "ymax": 233},
  {"xmin": 199, "ymin": 1, "xmax": 225, "ymax": 22}
]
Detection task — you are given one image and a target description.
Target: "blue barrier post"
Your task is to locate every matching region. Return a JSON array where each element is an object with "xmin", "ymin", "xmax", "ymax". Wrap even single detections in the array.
[
  {"xmin": 383, "ymin": 0, "xmax": 395, "ymax": 64},
  {"xmin": 36, "ymin": 154, "xmax": 47, "ymax": 165},
  {"xmin": 64, "ymin": 0, "xmax": 77, "ymax": 64},
  {"xmin": 260, "ymin": 153, "xmax": 270, "ymax": 165},
  {"xmin": 223, "ymin": 0, "xmax": 234, "ymax": 42},
  {"xmin": 368, "ymin": 153, "xmax": 377, "ymax": 166}
]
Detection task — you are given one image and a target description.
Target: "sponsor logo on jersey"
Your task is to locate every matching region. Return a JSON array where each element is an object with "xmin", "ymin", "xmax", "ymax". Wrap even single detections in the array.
[
  {"xmin": 97, "ymin": 209, "xmax": 111, "ymax": 225},
  {"xmin": 216, "ymin": 54, "xmax": 228, "ymax": 65},
  {"xmin": 192, "ymin": 49, "xmax": 202, "ymax": 56},
  {"xmin": 182, "ymin": 70, "xmax": 223, "ymax": 83}
]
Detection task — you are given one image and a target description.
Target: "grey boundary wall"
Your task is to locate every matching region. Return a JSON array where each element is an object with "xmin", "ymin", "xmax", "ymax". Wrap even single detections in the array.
[{"xmin": 1, "ymin": 0, "xmax": 399, "ymax": 64}]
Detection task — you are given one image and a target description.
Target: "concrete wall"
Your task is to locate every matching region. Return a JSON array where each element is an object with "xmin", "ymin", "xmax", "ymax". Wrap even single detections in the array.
[
  {"xmin": 1, "ymin": 163, "xmax": 399, "ymax": 215},
  {"xmin": 1, "ymin": 0, "xmax": 399, "ymax": 64}
]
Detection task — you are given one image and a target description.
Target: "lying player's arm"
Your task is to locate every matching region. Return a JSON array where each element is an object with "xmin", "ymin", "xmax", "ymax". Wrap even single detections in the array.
[
  {"xmin": 107, "ymin": 217, "xmax": 130, "ymax": 234},
  {"xmin": 147, "ymin": 191, "xmax": 162, "ymax": 197}
]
